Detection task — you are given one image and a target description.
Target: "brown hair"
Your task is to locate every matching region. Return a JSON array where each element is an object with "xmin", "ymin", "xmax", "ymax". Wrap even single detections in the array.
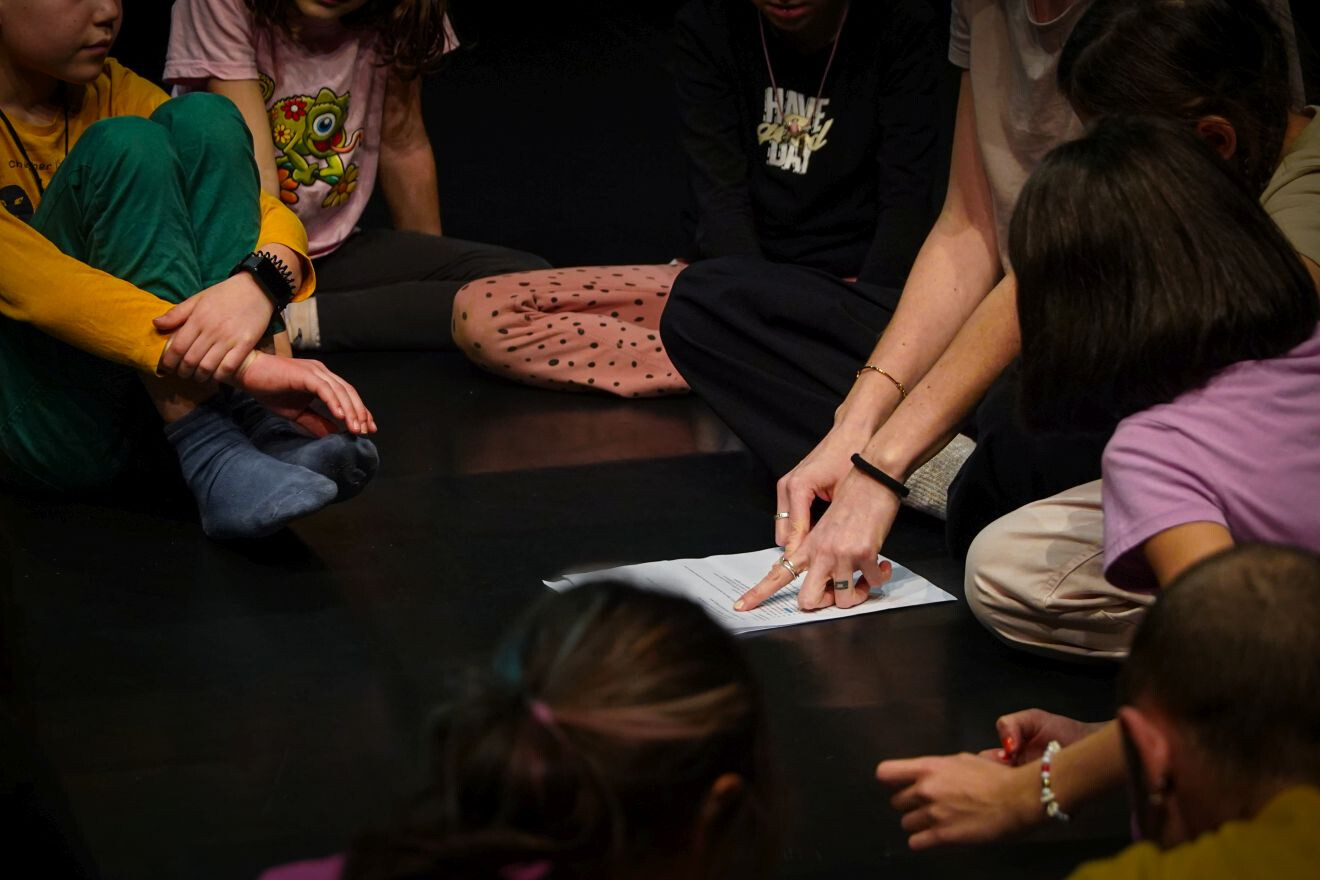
[
  {"xmin": 247, "ymin": 0, "xmax": 452, "ymax": 80},
  {"xmin": 1058, "ymin": 0, "xmax": 1293, "ymax": 195},
  {"xmin": 344, "ymin": 581, "xmax": 773, "ymax": 880}
]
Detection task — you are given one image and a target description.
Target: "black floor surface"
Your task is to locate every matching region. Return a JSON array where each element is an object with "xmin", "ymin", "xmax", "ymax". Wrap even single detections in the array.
[{"xmin": 1, "ymin": 351, "xmax": 1131, "ymax": 879}]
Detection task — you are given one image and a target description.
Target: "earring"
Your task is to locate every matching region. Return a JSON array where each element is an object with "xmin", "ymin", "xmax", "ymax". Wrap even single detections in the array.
[{"xmin": 1148, "ymin": 774, "xmax": 1171, "ymax": 807}]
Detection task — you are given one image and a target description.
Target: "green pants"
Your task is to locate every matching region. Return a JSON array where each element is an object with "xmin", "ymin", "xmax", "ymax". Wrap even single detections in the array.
[{"xmin": 0, "ymin": 93, "xmax": 261, "ymax": 490}]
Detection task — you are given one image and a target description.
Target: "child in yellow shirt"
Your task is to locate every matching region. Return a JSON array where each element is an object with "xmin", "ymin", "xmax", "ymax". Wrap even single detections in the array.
[{"xmin": 0, "ymin": 0, "xmax": 378, "ymax": 537}]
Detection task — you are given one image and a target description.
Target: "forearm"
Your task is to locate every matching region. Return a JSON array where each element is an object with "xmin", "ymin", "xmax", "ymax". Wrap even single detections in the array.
[
  {"xmin": 834, "ymin": 218, "xmax": 1003, "ymax": 440},
  {"xmin": 1051, "ymin": 721, "xmax": 1127, "ymax": 814},
  {"xmin": 379, "ymin": 143, "xmax": 442, "ymax": 235},
  {"xmin": 255, "ymin": 193, "xmax": 316, "ymax": 300},
  {"xmin": 860, "ymin": 278, "xmax": 1019, "ymax": 477}
]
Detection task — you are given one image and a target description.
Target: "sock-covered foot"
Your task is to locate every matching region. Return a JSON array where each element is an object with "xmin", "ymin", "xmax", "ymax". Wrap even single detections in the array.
[
  {"xmin": 163, "ymin": 398, "xmax": 338, "ymax": 539},
  {"xmin": 226, "ymin": 391, "xmax": 378, "ymax": 502}
]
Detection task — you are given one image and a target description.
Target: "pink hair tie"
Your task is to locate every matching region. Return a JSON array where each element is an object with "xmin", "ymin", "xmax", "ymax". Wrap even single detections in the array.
[
  {"xmin": 502, "ymin": 860, "xmax": 552, "ymax": 880},
  {"xmin": 529, "ymin": 699, "xmax": 555, "ymax": 726}
]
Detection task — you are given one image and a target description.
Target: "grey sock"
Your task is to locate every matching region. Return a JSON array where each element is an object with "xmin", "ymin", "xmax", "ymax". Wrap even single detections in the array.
[
  {"xmin": 226, "ymin": 391, "xmax": 378, "ymax": 502},
  {"xmin": 163, "ymin": 397, "xmax": 338, "ymax": 539}
]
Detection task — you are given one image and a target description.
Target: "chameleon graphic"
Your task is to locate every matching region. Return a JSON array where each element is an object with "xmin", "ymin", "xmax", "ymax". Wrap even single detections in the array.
[{"xmin": 260, "ymin": 77, "xmax": 363, "ymax": 195}]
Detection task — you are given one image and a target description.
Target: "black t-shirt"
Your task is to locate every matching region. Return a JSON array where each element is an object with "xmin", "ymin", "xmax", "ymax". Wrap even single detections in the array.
[{"xmin": 674, "ymin": 0, "xmax": 942, "ymax": 285}]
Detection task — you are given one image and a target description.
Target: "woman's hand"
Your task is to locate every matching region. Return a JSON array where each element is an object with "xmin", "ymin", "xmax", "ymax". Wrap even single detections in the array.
[
  {"xmin": 875, "ymin": 753, "xmax": 1040, "ymax": 850},
  {"xmin": 774, "ymin": 421, "xmax": 874, "ymax": 553},
  {"xmin": 738, "ymin": 468, "xmax": 900, "ymax": 612},
  {"xmin": 231, "ymin": 351, "xmax": 377, "ymax": 436},
  {"xmin": 986, "ymin": 709, "xmax": 1105, "ymax": 765},
  {"xmin": 154, "ymin": 273, "xmax": 275, "ymax": 383}
]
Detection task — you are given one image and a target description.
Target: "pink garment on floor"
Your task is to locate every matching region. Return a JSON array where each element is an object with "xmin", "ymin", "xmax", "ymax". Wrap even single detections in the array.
[
  {"xmin": 258, "ymin": 854, "xmax": 344, "ymax": 880},
  {"xmin": 453, "ymin": 264, "xmax": 689, "ymax": 397}
]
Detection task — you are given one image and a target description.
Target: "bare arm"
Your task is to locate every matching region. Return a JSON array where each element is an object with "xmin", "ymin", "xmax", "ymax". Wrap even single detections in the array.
[
  {"xmin": 835, "ymin": 70, "xmax": 1002, "ymax": 439},
  {"xmin": 1304, "ymin": 255, "xmax": 1320, "ymax": 293},
  {"xmin": 378, "ymin": 74, "xmax": 442, "ymax": 235},
  {"xmin": 864, "ymin": 275, "xmax": 1019, "ymax": 477},
  {"xmin": 1143, "ymin": 522, "xmax": 1235, "ymax": 586},
  {"xmin": 206, "ymin": 78, "xmax": 280, "ymax": 196}
]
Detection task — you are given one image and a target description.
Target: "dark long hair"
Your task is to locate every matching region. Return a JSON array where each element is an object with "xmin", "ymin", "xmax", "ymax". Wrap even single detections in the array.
[
  {"xmin": 1059, "ymin": 0, "xmax": 1293, "ymax": 194},
  {"xmin": 248, "ymin": 1, "xmax": 451, "ymax": 79},
  {"xmin": 344, "ymin": 581, "xmax": 772, "ymax": 880},
  {"xmin": 1013, "ymin": 115, "xmax": 1318, "ymax": 432}
]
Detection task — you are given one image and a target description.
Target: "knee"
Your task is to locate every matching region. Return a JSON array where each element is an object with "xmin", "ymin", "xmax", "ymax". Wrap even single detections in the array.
[
  {"xmin": 660, "ymin": 258, "xmax": 753, "ymax": 349},
  {"xmin": 963, "ymin": 516, "xmax": 1019, "ymax": 630},
  {"xmin": 76, "ymin": 116, "xmax": 176, "ymax": 173},
  {"xmin": 452, "ymin": 279, "xmax": 507, "ymax": 363},
  {"xmin": 149, "ymin": 92, "xmax": 252, "ymax": 156}
]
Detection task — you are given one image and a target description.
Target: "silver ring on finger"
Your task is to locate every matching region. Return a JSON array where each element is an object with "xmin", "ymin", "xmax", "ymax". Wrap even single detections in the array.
[
  {"xmin": 777, "ymin": 555, "xmax": 805, "ymax": 579},
  {"xmin": 774, "ymin": 511, "xmax": 790, "ymax": 520}
]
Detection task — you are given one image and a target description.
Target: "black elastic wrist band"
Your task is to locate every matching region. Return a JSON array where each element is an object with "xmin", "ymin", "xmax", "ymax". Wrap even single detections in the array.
[
  {"xmin": 850, "ymin": 453, "xmax": 910, "ymax": 499},
  {"xmin": 231, "ymin": 251, "xmax": 296, "ymax": 310}
]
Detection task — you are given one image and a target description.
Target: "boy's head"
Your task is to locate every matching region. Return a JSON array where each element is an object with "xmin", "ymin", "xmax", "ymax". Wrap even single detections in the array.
[
  {"xmin": 346, "ymin": 581, "xmax": 772, "ymax": 880},
  {"xmin": 1117, "ymin": 544, "xmax": 1320, "ymax": 847},
  {"xmin": 0, "ymin": 0, "xmax": 119, "ymax": 88}
]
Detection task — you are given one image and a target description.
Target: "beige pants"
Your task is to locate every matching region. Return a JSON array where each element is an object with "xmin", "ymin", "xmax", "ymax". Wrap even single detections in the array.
[{"xmin": 964, "ymin": 480, "xmax": 1155, "ymax": 661}]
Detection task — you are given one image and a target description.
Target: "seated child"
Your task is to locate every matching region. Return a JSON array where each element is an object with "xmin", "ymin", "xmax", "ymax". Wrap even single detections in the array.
[
  {"xmin": 165, "ymin": 0, "xmax": 550, "ymax": 353},
  {"xmin": 1066, "ymin": 544, "xmax": 1320, "ymax": 878},
  {"xmin": 0, "ymin": 1, "xmax": 378, "ymax": 538},
  {"xmin": 262, "ymin": 581, "xmax": 772, "ymax": 880},
  {"xmin": 966, "ymin": 0, "xmax": 1320, "ymax": 660},
  {"xmin": 875, "ymin": 114, "xmax": 1320, "ymax": 850},
  {"xmin": 453, "ymin": 0, "xmax": 943, "ymax": 398},
  {"xmin": 882, "ymin": 545, "xmax": 1320, "ymax": 873}
]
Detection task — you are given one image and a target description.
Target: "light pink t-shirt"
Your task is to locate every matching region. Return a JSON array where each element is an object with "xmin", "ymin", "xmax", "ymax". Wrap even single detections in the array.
[
  {"xmin": 947, "ymin": 0, "xmax": 1304, "ymax": 270},
  {"xmin": 164, "ymin": 0, "xmax": 456, "ymax": 258},
  {"xmin": 1102, "ymin": 322, "xmax": 1320, "ymax": 590}
]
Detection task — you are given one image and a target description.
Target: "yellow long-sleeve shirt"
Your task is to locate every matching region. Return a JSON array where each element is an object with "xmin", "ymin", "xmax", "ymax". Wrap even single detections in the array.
[
  {"xmin": 0, "ymin": 58, "xmax": 314, "ymax": 374},
  {"xmin": 1067, "ymin": 786, "xmax": 1320, "ymax": 880}
]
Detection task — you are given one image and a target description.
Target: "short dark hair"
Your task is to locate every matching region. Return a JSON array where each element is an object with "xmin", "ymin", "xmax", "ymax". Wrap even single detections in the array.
[
  {"xmin": 1119, "ymin": 544, "xmax": 1320, "ymax": 790},
  {"xmin": 1013, "ymin": 115, "xmax": 1318, "ymax": 432},
  {"xmin": 247, "ymin": 1, "xmax": 452, "ymax": 80},
  {"xmin": 1059, "ymin": 0, "xmax": 1293, "ymax": 193},
  {"xmin": 344, "ymin": 581, "xmax": 772, "ymax": 880}
]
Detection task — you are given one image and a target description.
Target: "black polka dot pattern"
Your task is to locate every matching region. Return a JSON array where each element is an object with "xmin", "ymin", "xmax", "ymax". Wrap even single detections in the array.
[{"xmin": 451, "ymin": 265, "xmax": 688, "ymax": 397}]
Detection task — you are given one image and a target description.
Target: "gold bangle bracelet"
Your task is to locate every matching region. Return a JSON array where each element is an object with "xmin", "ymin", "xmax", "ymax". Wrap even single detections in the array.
[{"xmin": 855, "ymin": 364, "xmax": 907, "ymax": 399}]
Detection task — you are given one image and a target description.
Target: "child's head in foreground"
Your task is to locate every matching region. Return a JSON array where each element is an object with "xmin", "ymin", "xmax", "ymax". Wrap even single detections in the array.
[
  {"xmin": 345, "ymin": 581, "xmax": 773, "ymax": 880},
  {"xmin": 1116, "ymin": 544, "xmax": 1320, "ymax": 847}
]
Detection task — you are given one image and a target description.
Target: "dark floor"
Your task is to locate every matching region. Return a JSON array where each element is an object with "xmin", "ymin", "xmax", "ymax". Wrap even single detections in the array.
[{"xmin": 1, "ymin": 351, "xmax": 1131, "ymax": 880}]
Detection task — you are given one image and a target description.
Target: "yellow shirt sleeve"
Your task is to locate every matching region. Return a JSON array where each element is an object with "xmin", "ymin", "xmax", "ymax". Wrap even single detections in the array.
[
  {"xmin": 0, "ymin": 60, "xmax": 316, "ymax": 374},
  {"xmin": 256, "ymin": 191, "xmax": 317, "ymax": 301},
  {"xmin": 0, "ymin": 208, "xmax": 172, "ymax": 372}
]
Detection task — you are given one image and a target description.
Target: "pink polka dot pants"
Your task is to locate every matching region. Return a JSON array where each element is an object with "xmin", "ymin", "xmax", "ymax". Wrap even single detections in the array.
[{"xmin": 452, "ymin": 264, "xmax": 689, "ymax": 397}]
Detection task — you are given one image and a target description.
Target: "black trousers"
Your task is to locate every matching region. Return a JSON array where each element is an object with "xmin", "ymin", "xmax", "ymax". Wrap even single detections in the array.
[
  {"xmin": 311, "ymin": 229, "xmax": 550, "ymax": 351},
  {"xmin": 660, "ymin": 256, "xmax": 1110, "ymax": 559}
]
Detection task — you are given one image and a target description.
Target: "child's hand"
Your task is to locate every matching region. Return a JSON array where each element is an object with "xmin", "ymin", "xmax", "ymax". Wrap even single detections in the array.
[
  {"xmin": 154, "ymin": 274, "xmax": 275, "ymax": 383},
  {"xmin": 231, "ymin": 351, "xmax": 377, "ymax": 436}
]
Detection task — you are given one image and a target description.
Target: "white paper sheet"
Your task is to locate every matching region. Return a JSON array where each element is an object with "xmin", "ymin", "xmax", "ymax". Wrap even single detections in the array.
[{"xmin": 544, "ymin": 547, "xmax": 956, "ymax": 635}]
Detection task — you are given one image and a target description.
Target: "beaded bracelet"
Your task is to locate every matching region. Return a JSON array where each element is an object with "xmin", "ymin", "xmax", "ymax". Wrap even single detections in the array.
[{"xmin": 1040, "ymin": 740, "xmax": 1070, "ymax": 823}]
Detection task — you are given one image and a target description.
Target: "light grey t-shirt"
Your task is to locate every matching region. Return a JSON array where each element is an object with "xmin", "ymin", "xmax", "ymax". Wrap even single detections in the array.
[{"xmin": 948, "ymin": 0, "xmax": 1305, "ymax": 269}]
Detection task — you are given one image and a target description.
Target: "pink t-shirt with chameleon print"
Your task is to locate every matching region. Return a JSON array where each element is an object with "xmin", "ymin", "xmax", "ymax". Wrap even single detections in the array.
[{"xmin": 164, "ymin": 0, "xmax": 457, "ymax": 259}]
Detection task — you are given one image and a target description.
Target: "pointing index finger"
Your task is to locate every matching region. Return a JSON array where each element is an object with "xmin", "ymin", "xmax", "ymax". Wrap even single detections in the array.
[{"xmin": 734, "ymin": 560, "xmax": 796, "ymax": 612}]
